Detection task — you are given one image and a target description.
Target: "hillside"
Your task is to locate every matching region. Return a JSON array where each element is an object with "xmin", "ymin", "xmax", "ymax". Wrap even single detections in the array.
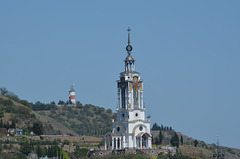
[
  {"xmin": 152, "ymin": 130, "xmax": 240, "ymax": 159},
  {"xmin": 36, "ymin": 104, "xmax": 116, "ymax": 136},
  {"xmin": 0, "ymin": 94, "xmax": 76, "ymax": 135},
  {"xmin": 41, "ymin": 104, "xmax": 240, "ymax": 158},
  {"xmin": 0, "ymin": 90, "xmax": 116, "ymax": 136},
  {"xmin": 0, "ymin": 94, "xmax": 41, "ymax": 133},
  {"xmin": 1, "ymin": 89, "xmax": 240, "ymax": 159}
]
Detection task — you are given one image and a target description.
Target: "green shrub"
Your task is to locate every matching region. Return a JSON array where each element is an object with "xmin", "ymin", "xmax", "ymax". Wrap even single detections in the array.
[{"xmin": 74, "ymin": 148, "xmax": 89, "ymax": 158}]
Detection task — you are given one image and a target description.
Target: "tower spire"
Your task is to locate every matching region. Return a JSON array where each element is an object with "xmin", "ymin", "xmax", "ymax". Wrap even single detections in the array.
[
  {"xmin": 124, "ymin": 27, "xmax": 135, "ymax": 73},
  {"xmin": 127, "ymin": 27, "xmax": 131, "ymax": 45},
  {"xmin": 126, "ymin": 27, "xmax": 133, "ymax": 56}
]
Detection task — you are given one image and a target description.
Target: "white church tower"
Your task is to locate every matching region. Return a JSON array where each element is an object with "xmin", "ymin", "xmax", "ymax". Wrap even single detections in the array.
[{"xmin": 105, "ymin": 28, "xmax": 152, "ymax": 150}]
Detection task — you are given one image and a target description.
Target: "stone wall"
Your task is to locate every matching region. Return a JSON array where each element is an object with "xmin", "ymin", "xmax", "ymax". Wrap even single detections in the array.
[
  {"xmin": 89, "ymin": 148, "xmax": 176, "ymax": 158},
  {"xmin": 39, "ymin": 135, "xmax": 102, "ymax": 143}
]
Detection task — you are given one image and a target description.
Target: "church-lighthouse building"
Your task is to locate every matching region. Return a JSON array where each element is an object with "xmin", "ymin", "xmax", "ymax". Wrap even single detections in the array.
[{"xmin": 105, "ymin": 28, "xmax": 152, "ymax": 150}]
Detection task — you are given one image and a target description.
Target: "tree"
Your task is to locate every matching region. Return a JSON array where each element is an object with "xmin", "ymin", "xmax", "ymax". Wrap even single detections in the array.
[
  {"xmin": 152, "ymin": 122, "xmax": 163, "ymax": 130},
  {"xmin": 9, "ymin": 143, "xmax": 13, "ymax": 150},
  {"xmin": 194, "ymin": 140, "xmax": 198, "ymax": 147},
  {"xmin": 159, "ymin": 131, "xmax": 163, "ymax": 145},
  {"xmin": 181, "ymin": 136, "xmax": 183, "ymax": 145},
  {"xmin": 0, "ymin": 119, "xmax": 2, "ymax": 128},
  {"xmin": 52, "ymin": 139, "xmax": 59, "ymax": 145},
  {"xmin": 3, "ymin": 99, "xmax": 13, "ymax": 106},
  {"xmin": 19, "ymin": 100, "xmax": 32, "ymax": 109},
  {"xmin": 74, "ymin": 148, "xmax": 89, "ymax": 158},
  {"xmin": 76, "ymin": 101, "xmax": 83, "ymax": 107},
  {"xmin": 170, "ymin": 132, "xmax": 179, "ymax": 148},
  {"xmin": 158, "ymin": 153, "xmax": 170, "ymax": 159},
  {"xmin": 51, "ymin": 101, "xmax": 56, "ymax": 105},
  {"xmin": 106, "ymin": 108, "xmax": 112, "ymax": 114},
  {"xmin": 155, "ymin": 137, "xmax": 159, "ymax": 145},
  {"xmin": 11, "ymin": 120, "xmax": 16, "ymax": 128},
  {"xmin": 20, "ymin": 141, "xmax": 32, "ymax": 155},
  {"xmin": 52, "ymin": 146, "xmax": 58, "ymax": 157},
  {"xmin": 16, "ymin": 154, "xmax": 28, "ymax": 159},
  {"xmin": 47, "ymin": 146, "xmax": 52, "ymax": 157},
  {"xmin": 32, "ymin": 122, "xmax": 43, "ymax": 135},
  {"xmin": 3, "ymin": 143, "xmax": 8, "ymax": 149},
  {"xmin": 58, "ymin": 100, "xmax": 65, "ymax": 105},
  {"xmin": 5, "ymin": 91, "xmax": 19, "ymax": 101},
  {"xmin": 0, "ymin": 87, "xmax": 8, "ymax": 95},
  {"xmin": 0, "ymin": 107, "xmax": 4, "ymax": 118},
  {"xmin": 58, "ymin": 147, "xmax": 61, "ymax": 159},
  {"xmin": 63, "ymin": 140, "xmax": 70, "ymax": 145},
  {"xmin": 6, "ymin": 122, "xmax": 10, "ymax": 129},
  {"xmin": 43, "ymin": 147, "xmax": 47, "ymax": 157},
  {"xmin": 75, "ymin": 145, "xmax": 80, "ymax": 151},
  {"xmin": 37, "ymin": 145, "xmax": 42, "ymax": 158},
  {"xmin": 30, "ymin": 140, "xmax": 34, "ymax": 152}
]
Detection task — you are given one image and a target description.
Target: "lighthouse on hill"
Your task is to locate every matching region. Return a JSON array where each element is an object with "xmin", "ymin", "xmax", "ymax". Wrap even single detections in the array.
[{"xmin": 68, "ymin": 84, "xmax": 76, "ymax": 106}]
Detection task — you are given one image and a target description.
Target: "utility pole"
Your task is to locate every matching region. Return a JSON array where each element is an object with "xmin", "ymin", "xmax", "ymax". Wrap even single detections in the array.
[{"xmin": 213, "ymin": 136, "xmax": 224, "ymax": 159}]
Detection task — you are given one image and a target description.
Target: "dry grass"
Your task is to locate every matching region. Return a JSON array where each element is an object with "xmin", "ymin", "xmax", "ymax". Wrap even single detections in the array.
[
  {"xmin": 179, "ymin": 145, "xmax": 213, "ymax": 159},
  {"xmin": 34, "ymin": 112, "xmax": 77, "ymax": 135},
  {"xmin": 0, "ymin": 95, "xmax": 77, "ymax": 135}
]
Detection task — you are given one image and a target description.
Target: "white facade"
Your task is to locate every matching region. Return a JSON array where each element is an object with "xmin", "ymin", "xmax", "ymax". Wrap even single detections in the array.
[{"xmin": 105, "ymin": 29, "xmax": 152, "ymax": 150}]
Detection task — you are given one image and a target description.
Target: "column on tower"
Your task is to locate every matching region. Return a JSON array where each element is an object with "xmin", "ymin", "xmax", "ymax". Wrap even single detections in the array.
[
  {"xmin": 140, "ymin": 90, "xmax": 144, "ymax": 109},
  {"xmin": 123, "ymin": 136, "xmax": 126, "ymax": 148},
  {"xmin": 119, "ymin": 138, "xmax": 122, "ymax": 149},
  {"xmin": 128, "ymin": 87, "xmax": 131, "ymax": 110},
  {"xmin": 105, "ymin": 140, "xmax": 107, "ymax": 150},
  {"xmin": 125, "ymin": 59, "xmax": 135, "ymax": 73},
  {"xmin": 148, "ymin": 137, "xmax": 152, "ymax": 149},
  {"xmin": 129, "ymin": 89, "xmax": 133, "ymax": 110},
  {"xmin": 131, "ymin": 89, "xmax": 134, "ymax": 109},
  {"xmin": 118, "ymin": 89, "xmax": 120, "ymax": 109},
  {"xmin": 130, "ymin": 61, "xmax": 134, "ymax": 71},
  {"xmin": 119, "ymin": 88, "xmax": 122, "ymax": 109},
  {"xmin": 125, "ymin": 88, "xmax": 128, "ymax": 110},
  {"xmin": 132, "ymin": 135, "xmax": 135, "ymax": 148},
  {"xmin": 125, "ymin": 63, "xmax": 128, "ymax": 72},
  {"xmin": 140, "ymin": 137, "xmax": 142, "ymax": 149},
  {"xmin": 113, "ymin": 138, "xmax": 116, "ymax": 150},
  {"xmin": 112, "ymin": 138, "xmax": 114, "ymax": 150}
]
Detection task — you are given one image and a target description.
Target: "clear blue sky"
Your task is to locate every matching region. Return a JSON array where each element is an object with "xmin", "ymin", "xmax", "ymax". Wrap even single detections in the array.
[{"xmin": 1, "ymin": 1, "xmax": 239, "ymax": 149}]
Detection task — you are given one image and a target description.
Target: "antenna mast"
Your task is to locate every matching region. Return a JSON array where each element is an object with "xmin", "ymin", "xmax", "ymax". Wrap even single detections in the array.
[{"xmin": 213, "ymin": 136, "xmax": 224, "ymax": 159}]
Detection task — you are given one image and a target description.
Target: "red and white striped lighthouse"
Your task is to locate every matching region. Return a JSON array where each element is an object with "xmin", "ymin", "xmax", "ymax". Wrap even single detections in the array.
[{"xmin": 69, "ymin": 84, "xmax": 76, "ymax": 105}]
